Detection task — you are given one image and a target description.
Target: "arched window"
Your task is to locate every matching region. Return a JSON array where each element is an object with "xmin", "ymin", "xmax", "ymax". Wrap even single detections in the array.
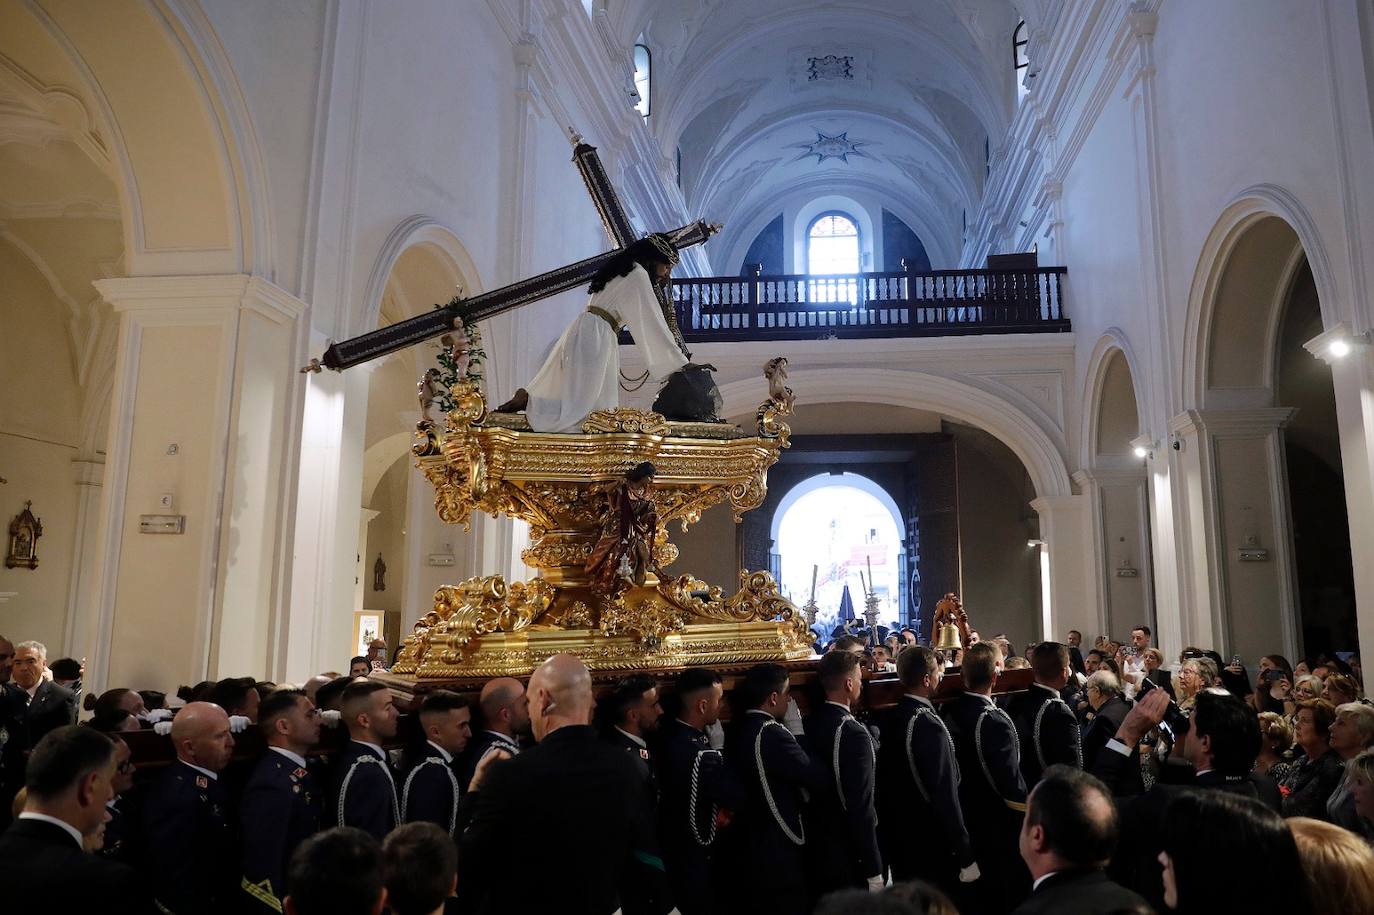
[
  {"xmin": 807, "ymin": 212, "xmax": 860, "ymax": 275},
  {"xmin": 1013, "ymin": 20, "xmax": 1030, "ymax": 103},
  {"xmin": 633, "ymin": 44, "xmax": 651, "ymax": 118}
]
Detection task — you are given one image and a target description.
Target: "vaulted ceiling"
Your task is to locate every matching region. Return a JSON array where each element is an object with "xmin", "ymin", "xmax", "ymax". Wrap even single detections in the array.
[{"xmin": 606, "ymin": 0, "xmax": 1025, "ymax": 270}]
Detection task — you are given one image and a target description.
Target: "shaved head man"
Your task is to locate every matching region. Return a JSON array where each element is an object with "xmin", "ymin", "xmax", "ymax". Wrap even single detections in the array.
[
  {"xmin": 527, "ymin": 654, "xmax": 594, "ymax": 742},
  {"xmin": 144, "ymin": 702, "xmax": 237, "ymax": 913},
  {"xmin": 460, "ymin": 654, "xmax": 668, "ymax": 913},
  {"xmin": 459, "ymin": 676, "xmax": 528, "ymax": 787}
]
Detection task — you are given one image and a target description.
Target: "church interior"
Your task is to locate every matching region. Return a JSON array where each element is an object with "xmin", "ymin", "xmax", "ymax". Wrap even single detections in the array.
[{"xmin": 4, "ymin": 1, "xmax": 1374, "ymax": 913}]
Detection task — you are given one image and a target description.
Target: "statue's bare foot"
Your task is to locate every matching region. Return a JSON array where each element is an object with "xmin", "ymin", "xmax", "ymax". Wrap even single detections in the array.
[{"xmin": 494, "ymin": 388, "xmax": 529, "ymax": 413}]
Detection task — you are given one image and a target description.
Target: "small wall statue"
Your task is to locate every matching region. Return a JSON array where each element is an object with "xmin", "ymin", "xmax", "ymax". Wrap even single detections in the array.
[
  {"xmin": 373, "ymin": 553, "xmax": 387, "ymax": 592},
  {"xmin": 6, "ymin": 501, "xmax": 41, "ymax": 570}
]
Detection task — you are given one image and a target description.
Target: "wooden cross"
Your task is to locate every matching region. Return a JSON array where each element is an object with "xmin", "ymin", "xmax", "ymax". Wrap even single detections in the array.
[{"xmin": 304, "ymin": 135, "xmax": 716, "ymax": 373}]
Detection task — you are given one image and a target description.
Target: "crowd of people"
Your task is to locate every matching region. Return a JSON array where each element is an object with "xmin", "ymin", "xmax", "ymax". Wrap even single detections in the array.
[{"xmin": 3, "ymin": 626, "xmax": 1374, "ymax": 914}]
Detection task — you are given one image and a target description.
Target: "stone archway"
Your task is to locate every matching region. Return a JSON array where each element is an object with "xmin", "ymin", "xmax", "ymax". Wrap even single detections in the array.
[
  {"xmin": 1178, "ymin": 203, "xmax": 1354, "ymax": 663},
  {"xmin": 1079, "ymin": 334, "xmax": 1154, "ymax": 642}
]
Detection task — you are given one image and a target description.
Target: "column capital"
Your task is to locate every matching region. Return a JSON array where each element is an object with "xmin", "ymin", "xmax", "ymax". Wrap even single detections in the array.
[
  {"xmin": 1169, "ymin": 407, "xmax": 1296, "ymax": 437},
  {"xmin": 71, "ymin": 458, "xmax": 104, "ymax": 486},
  {"xmin": 93, "ymin": 275, "xmax": 307, "ymax": 325},
  {"xmin": 1074, "ymin": 466, "xmax": 1146, "ymax": 488},
  {"xmin": 1029, "ymin": 493, "xmax": 1087, "ymax": 514}
]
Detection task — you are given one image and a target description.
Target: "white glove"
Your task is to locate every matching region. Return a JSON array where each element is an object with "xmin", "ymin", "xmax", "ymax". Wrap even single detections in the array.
[
  {"xmin": 153, "ymin": 720, "xmax": 173, "ymax": 736},
  {"xmin": 958, "ymin": 862, "xmax": 981, "ymax": 883},
  {"xmin": 228, "ymin": 715, "xmax": 251, "ymax": 734},
  {"xmin": 866, "ymin": 874, "xmax": 885, "ymax": 892},
  {"xmin": 139, "ymin": 708, "xmax": 174, "ymax": 724},
  {"xmin": 783, "ymin": 697, "xmax": 805, "ymax": 736},
  {"xmin": 319, "ymin": 709, "xmax": 342, "ymax": 727},
  {"xmin": 705, "ymin": 720, "xmax": 725, "ymax": 749}
]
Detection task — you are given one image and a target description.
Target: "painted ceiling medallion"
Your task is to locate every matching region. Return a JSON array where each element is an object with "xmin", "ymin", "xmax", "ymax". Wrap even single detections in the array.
[
  {"xmin": 791, "ymin": 131, "xmax": 872, "ymax": 165},
  {"xmin": 807, "ymin": 55, "xmax": 853, "ymax": 81}
]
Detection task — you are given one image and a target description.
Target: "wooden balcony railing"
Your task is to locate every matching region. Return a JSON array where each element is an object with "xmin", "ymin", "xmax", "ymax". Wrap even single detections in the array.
[{"xmin": 657, "ymin": 265, "xmax": 1068, "ymax": 343}]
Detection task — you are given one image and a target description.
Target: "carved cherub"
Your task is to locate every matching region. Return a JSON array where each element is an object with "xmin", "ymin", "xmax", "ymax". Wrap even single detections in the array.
[
  {"xmin": 764, "ymin": 356, "xmax": 794, "ymax": 412},
  {"xmin": 440, "ymin": 330, "xmax": 469, "ymax": 380},
  {"xmin": 418, "ymin": 368, "xmax": 446, "ymax": 424}
]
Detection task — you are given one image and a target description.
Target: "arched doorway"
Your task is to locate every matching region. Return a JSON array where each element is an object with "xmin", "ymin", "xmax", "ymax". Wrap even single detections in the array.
[
  {"xmin": 1187, "ymin": 211, "xmax": 1355, "ymax": 662},
  {"xmin": 771, "ymin": 473, "xmax": 905, "ymax": 634}
]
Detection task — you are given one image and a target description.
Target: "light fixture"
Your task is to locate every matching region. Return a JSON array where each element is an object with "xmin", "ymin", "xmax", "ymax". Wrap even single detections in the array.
[
  {"xmin": 1027, "ymin": 538, "xmax": 1045, "ymax": 548},
  {"xmin": 1133, "ymin": 445, "xmax": 1150, "ymax": 459},
  {"xmin": 1304, "ymin": 325, "xmax": 1371, "ymax": 363},
  {"xmin": 1130, "ymin": 435, "xmax": 1157, "ymax": 461}
]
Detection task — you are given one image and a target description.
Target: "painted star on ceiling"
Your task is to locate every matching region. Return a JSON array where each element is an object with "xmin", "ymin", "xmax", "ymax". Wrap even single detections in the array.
[{"xmin": 790, "ymin": 131, "xmax": 873, "ymax": 165}]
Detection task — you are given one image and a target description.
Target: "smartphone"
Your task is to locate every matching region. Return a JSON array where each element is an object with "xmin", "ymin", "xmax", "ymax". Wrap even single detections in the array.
[
  {"xmin": 1230, "ymin": 654, "xmax": 1243, "ymax": 667},
  {"xmin": 1138, "ymin": 677, "xmax": 1191, "ymax": 740},
  {"xmin": 1263, "ymin": 668, "xmax": 1287, "ymax": 683}
]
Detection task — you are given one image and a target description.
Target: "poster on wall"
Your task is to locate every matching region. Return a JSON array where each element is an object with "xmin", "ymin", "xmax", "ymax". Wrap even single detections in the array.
[{"xmin": 354, "ymin": 611, "xmax": 383, "ymax": 656}]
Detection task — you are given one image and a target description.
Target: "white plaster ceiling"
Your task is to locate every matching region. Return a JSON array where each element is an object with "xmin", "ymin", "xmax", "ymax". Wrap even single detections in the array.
[{"xmin": 608, "ymin": 0, "xmax": 1024, "ymax": 270}]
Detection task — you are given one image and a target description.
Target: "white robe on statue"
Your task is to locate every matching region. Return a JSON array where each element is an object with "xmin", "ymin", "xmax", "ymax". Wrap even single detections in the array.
[{"xmin": 524, "ymin": 263, "xmax": 687, "ymax": 433}]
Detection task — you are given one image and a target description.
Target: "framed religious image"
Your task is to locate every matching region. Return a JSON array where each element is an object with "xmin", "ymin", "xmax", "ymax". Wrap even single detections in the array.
[
  {"xmin": 353, "ymin": 611, "xmax": 383, "ymax": 656},
  {"xmin": 6, "ymin": 501, "xmax": 41, "ymax": 570}
]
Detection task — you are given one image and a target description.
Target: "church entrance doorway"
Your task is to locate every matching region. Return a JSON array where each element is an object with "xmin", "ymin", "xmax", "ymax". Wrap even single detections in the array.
[{"xmin": 771, "ymin": 473, "xmax": 905, "ymax": 637}]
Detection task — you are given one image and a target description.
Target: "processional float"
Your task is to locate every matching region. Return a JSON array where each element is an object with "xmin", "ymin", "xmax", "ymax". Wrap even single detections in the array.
[{"xmin": 305, "ymin": 134, "xmax": 812, "ymax": 690}]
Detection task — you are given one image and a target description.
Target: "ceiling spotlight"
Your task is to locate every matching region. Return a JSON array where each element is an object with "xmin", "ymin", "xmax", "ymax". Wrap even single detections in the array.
[
  {"xmin": 1330, "ymin": 339, "xmax": 1352, "ymax": 358},
  {"xmin": 1133, "ymin": 445, "xmax": 1150, "ymax": 459}
]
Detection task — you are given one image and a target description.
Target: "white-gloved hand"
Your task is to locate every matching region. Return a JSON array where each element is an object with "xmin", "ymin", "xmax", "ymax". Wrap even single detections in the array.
[
  {"xmin": 705, "ymin": 721, "xmax": 725, "ymax": 750},
  {"xmin": 958, "ymin": 862, "xmax": 981, "ymax": 883},
  {"xmin": 228, "ymin": 715, "xmax": 251, "ymax": 734},
  {"xmin": 866, "ymin": 874, "xmax": 885, "ymax": 892},
  {"xmin": 139, "ymin": 708, "xmax": 174, "ymax": 724},
  {"xmin": 153, "ymin": 720, "xmax": 173, "ymax": 737},
  {"xmin": 319, "ymin": 709, "xmax": 342, "ymax": 727},
  {"xmin": 783, "ymin": 697, "xmax": 805, "ymax": 736}
]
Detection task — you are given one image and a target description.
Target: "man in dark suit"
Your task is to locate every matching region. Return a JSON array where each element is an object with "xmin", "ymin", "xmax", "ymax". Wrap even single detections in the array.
[
  {"xmin": 1080, "ymin": 670, "xmax": 1142, "ymax": 795},
  {"xmin": 11, "ymin": 640, "xmax": 77, "ymax": 743},
  {"xmin": 400, "ymin": 690, "xmax": 471, "ymax": 834},
  {"xmin": 601, "ymin": 674, "xmax": 663, "ymax": 804},
  {"xmin": 656, "ymin": 667, "xmax": 745, "ymax": 915},
  {"xmin": 331, "ymin": 680, "xmax": 400, "ymax": 841},
  {"xmin": 142, "ymin": 701, "xmax": 238, "ymax": 914},
  {"xmin": 942, "ymin": 642, "xmax": 1030, "ymax": 914},
  {"xmin": 0, "ymin": 634, "xmax": 29, "ymax": 832},
  {"xmin": 804, "ymin": 649, "xmax": 882, "ymax": 895},
  {"xmin": 0, "ymin": 726, "xmax": 147, "ymax": 912},
  {"xmin": 241, "ymin": 689, "xmax": 324, "ymax": 912},
  {"xmin": 457, "ymin": 676, "xmax": 527, "ymax": 788},
  {"xmin": 725, "ymin": 662, "xmax": 831, "ymax": 915},
  {"xmin": 877, "ymin": 646, "xmax": 977, "ymax": 896},
  {"xmin": 1007, "ymin": 642, "xmax": 1082, "ymax": 789},
  {"xmin": 459, "ymin": 654, "xmax": 670, "ymax": 915},
  {"xmin": 1011, "ymin": 765, "xmax": 1149, "ymax": 914},
  {"xmin": 1093, "ymin": 687, "xmax": 1268, "ymax": 910}
]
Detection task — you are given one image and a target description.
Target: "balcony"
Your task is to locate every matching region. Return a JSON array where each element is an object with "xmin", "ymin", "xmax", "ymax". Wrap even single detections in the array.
[{"xmin": 659, "ymin": 264, "xmax": 1069, "ymax": 343}]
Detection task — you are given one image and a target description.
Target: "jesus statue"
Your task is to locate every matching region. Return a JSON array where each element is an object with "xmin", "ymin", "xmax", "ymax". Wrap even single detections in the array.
[{"xmin": 495, "ymin": 234, "xmax": 702, "ymax": 432}]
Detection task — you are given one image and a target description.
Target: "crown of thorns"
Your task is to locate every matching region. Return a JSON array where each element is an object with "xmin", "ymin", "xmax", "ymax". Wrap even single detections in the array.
[{"xmin": 645, "ymin": 233, "xmax": 679, "ymax": 266}]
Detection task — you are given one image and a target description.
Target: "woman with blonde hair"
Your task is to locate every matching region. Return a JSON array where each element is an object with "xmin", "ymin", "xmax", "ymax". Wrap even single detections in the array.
[
  {"xmin": 1288, "ymin": 817, "xmax": 1374, "ymax": 910},
  {"xmin": 1327, "ymin": 703, "xmax": 1374, "ymax": 833},
  {"xmin": 1254, "ymin": 711, "xmax": 1294, "ymax": 782},
  {"xmin": 1344, "ymin": 749, "xmax": 1374, "ymax": 840},
  {"xmin": 1324, "ymin": 672, "xmax": 1363, "ymax": 707},
  {"xmin": 1292, "ymin": 674, "xmax": 1322, "ymax": 703}
]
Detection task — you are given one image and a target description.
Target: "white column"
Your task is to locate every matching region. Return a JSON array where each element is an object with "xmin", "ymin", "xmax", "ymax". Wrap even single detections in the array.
[
  {"xmin": 62, "ymin": 458, "xmax": 105, "ymax": 657},
  {"xmin": 85, "ymin": 276, "xmax": 306, "ymax": 696},
  {"xmin": 1167, "ymin": 408, "xmax": 1299, "ymax": 663},
  {"xmin": 1306, "ymin": 328, "xmax": 1374, "ymax": 666},
  {"xmin": 284, "ymin": 357, "xmax": 372, "ymax": 682},
  {"xmin": 1029, "ymin": 494, "xmax": 1095, "ymax": 642}
]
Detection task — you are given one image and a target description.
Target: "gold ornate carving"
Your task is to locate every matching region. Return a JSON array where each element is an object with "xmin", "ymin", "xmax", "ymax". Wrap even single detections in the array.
[
  {"xmin": 581, "ymin": 408, "xmax": 670, "ymax": 436},
  {"xmin": 389, "ymin": 362, "xmax": 813, "ymax": 680}
]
